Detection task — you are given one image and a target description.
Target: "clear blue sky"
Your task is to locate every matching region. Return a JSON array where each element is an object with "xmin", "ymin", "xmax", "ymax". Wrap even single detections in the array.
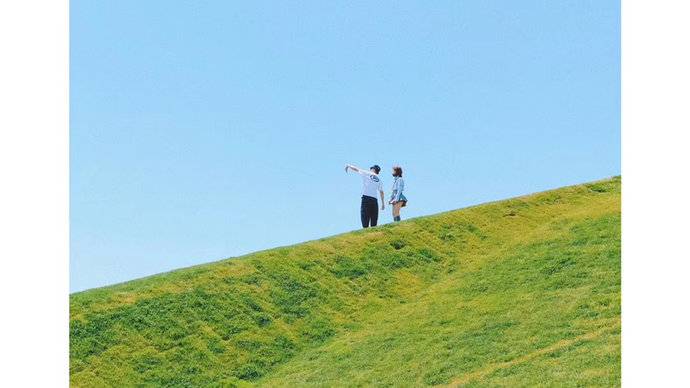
[{"xmin": 71, "ymin": 1, "xmax": 620, "ymax": 292}]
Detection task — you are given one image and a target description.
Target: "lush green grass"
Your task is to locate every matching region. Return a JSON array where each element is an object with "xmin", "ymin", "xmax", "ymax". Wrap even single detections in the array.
[{"xmin": 70, "ymin": 177, "xmax": 621, "ymax": 387}]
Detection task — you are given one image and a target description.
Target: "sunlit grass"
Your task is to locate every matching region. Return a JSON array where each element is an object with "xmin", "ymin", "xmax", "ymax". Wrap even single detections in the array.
[{"xmin": 70, "ymin": 176, "xmax": 620, "ymax": 387}]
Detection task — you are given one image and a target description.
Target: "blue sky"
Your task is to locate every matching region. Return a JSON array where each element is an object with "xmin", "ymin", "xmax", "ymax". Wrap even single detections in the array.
[{"xmin": 71, "ymin": 1, "xmax": 620, "ymax": 292}]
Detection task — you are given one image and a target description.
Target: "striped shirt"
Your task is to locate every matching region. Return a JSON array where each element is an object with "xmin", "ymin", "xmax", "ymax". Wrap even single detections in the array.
[{"xmin": 390, "ymin": 177, "xmax": 405, "ymax": 202}]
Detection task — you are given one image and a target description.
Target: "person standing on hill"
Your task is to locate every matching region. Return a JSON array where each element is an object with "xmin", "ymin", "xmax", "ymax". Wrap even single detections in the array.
[
  {"xmin": 345, "ymin": 164, "xmax": 385, "ymax": 228},
  {"xmin": 389, "ymin": 165, "xmax": 407, "ymax": 222}
]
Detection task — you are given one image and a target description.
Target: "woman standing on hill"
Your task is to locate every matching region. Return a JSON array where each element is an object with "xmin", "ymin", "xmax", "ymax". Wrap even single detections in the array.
[{"xmin": 389, "ymin": 166, "xmax": 407, "ymax": 222}]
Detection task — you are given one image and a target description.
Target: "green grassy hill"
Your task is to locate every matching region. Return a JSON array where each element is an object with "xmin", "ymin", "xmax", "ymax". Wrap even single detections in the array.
[{"xmin": 70, "ymin": 177, "xmax": 621, "ymax": 387}]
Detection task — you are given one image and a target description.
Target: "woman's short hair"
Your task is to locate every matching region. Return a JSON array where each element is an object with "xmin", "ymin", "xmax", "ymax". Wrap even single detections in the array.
[{"xmin": 393, "ymin": 166, "xmax": 403, "ymax": 177}]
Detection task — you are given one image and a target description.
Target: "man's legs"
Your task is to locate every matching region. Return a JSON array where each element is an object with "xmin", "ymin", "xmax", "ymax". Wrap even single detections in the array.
[
  {"xmin": 360, "ymin": 196, "xmax": 378, "ymax": 228},
  {"xmin": 360, "ymin": 197, "xmax": 369, "ymax": 228},
  {"xmin": 370, "ymin": 200, "xmax": 379, "ymax": 227}
]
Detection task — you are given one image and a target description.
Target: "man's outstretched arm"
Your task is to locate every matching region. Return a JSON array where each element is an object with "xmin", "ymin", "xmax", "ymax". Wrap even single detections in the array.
[{"xmin": 345, "ymin": 164, "xmax": 373, "ymax": 175}]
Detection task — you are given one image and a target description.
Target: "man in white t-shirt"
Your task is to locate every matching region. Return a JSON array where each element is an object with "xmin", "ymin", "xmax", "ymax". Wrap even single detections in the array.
[{"xmin": 345, "ymin": 164, "xmax": 385, "ymax": 228}]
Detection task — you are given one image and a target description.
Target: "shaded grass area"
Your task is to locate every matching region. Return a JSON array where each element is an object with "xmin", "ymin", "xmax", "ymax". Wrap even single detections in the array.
[{"xmin": 70, "ymin": 177, "xmax": 620, "ymax": 387}]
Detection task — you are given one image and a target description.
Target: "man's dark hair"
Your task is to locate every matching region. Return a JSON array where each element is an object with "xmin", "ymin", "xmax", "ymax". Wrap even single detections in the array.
[
  {"xmin": 393, "ymin": 166, "xmax": 403, "ymax": 177},
  {"xmin": 370, "ymin": 165, "xmax": 381, "ymax": 174}
]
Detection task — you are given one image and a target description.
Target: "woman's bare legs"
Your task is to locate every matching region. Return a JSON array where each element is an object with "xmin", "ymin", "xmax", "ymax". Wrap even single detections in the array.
[{"xmin": 393, "ymin": 202, "xmax": 403, "ymax": 221}]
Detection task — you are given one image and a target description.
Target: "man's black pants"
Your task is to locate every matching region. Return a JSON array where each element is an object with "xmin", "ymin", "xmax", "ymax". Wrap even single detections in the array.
[{"xmin": 360, "ymin": 195, "xmax": 379, "ymax": 228}]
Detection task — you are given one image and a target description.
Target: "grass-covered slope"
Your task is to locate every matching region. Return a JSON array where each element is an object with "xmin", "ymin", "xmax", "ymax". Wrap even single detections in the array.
[{"xmin": 70, "ymin": 177, "xmax": 621, "ymax": 387}]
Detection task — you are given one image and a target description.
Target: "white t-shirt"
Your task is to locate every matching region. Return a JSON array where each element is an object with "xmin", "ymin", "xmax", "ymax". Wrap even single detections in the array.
[{"xmin": 359, "ymin": 172, "xmax": 383, "ymax": 199}]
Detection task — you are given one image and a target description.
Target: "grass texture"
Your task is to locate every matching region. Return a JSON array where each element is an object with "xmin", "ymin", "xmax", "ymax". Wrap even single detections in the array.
[{"xmin": 70, "ymin": 177, "xmax": 621, "ymax": 387}]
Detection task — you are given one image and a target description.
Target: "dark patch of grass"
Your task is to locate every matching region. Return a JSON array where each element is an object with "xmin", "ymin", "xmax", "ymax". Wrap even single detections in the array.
[
  {"xmin": 330, "ymin": 255, "xmax": 369, "ymax": 279},
  {"xmin": 390, "ymin": 239, "xmax": 406, "ymax": 250}
]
